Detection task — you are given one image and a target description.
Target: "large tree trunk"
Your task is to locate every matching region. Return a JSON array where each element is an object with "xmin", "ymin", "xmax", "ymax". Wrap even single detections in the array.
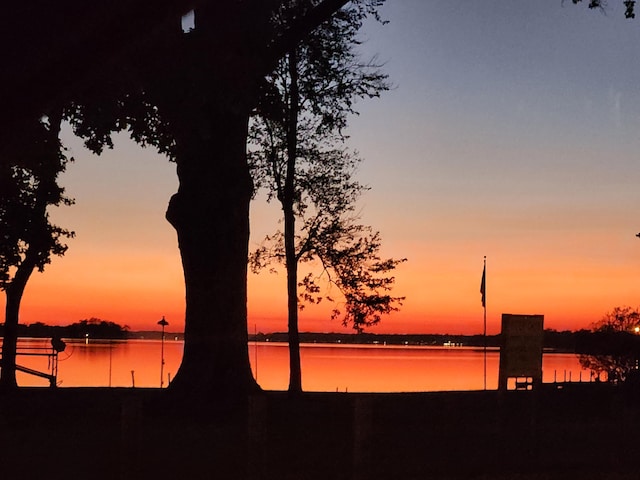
[{"xmin": 166, "ymin": 108, "xmax": 259, "ymax": 395}]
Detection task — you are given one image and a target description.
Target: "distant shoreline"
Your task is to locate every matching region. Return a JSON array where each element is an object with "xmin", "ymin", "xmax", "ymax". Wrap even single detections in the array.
[
  {"xmin": 6, "ymin": 328, "xmax": 597, "ymax": 353},
  {"xmin": 6, "ymin": 324, "xmax": 635, "ymax": 355}
]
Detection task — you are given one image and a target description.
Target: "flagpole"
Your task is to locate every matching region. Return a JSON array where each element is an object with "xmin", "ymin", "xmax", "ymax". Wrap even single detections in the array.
[{"xmin": 483, "ymin": 256, "xmax": 487, "ymax": 391}]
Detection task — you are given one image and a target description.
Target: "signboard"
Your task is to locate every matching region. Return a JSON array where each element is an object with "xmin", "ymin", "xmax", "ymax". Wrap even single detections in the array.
[{"xmin": 498, "ymin": 314, "xmax": 544, "ymax": 390}]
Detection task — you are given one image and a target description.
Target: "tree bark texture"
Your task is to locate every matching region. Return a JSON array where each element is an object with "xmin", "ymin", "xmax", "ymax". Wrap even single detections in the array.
[{"xmin": 165, "ymin": 108, "xmax": 259, "ymax": 395}]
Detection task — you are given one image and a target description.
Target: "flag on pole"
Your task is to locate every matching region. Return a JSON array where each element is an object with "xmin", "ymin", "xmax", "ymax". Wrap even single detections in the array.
[{"xmin": 480, "ymin": 263, "xmax": 486, "ymax": 308}]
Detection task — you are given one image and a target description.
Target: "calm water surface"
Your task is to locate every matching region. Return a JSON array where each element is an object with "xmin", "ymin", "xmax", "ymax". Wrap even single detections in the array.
[{"xmin": 11, "ymin": 338, "xmax": 590, "ymax": 391}]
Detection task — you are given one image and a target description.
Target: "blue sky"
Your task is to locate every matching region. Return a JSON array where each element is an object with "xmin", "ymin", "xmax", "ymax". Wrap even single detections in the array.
[{"xmin": 344, "ymin": 1, "xmax": 640, "ymax": 332}]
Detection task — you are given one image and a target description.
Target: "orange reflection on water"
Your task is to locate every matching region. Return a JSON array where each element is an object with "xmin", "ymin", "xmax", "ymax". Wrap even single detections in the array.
[
  {"xmin": 254, "ymin": 343, "xmax": 501, "ymax": 392},
  {"xmin": 250, "ymin": 343, "xmax": 591, "ymax": 392},
  {"xmin": 13, "ymin": 338, "xmax": 184, "ymax": 388},
  {"xmin": 12, "ymin": 339, "xmax": 591, "ymax": 392}
]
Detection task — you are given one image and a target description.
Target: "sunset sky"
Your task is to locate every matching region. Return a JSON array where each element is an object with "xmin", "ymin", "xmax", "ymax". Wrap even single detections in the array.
[{"xmin": 7, "ymin": 1, "xmax": 640, "ymax": 335}]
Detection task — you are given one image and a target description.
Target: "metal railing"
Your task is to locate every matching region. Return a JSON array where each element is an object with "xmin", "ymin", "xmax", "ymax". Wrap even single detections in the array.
[{"xmin": 0, "ymin": 339, "xmax": 64, "ymax": 387}]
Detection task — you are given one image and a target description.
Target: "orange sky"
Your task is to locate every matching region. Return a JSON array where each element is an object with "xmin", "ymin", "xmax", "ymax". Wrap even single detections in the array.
[
  {"xmin": 5, "ymin": 3, "xmax": 640, "ymax": 336},
  {"xmin": 11, "ymin": 144, "xmax": 640, "ymax": 336}
]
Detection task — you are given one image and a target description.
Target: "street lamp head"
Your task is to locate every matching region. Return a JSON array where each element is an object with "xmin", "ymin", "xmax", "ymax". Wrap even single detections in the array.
[{"xmin": 158, "ymin": 316, "xmax": 169, "ymax": 327}]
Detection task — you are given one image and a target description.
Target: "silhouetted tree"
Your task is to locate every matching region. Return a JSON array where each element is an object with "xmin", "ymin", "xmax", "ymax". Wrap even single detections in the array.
[
  {"xmin": 0, "ymin": 110, "xmax": 74, "ymax": 389},
  {"xmin": 570, "ymin": 0, "xmax": 637, "ymax": 18},
  {"xmin": 578, "ymin": 306, "xmax": 640, "ymax": 383},
  {"xmin": 0, "ymin": 319, "xmax": 129, "ymax": 340},
  {"xmin": 249, "ymin": 4, "xmax": 403, "ymax": 392},
  {"xmin": 70, "ymin": 318, "xmax": 130, "ymax": 339},
  {"xmin": 62, "ymin": 1, "xmax": 385, "ymax": 395}
]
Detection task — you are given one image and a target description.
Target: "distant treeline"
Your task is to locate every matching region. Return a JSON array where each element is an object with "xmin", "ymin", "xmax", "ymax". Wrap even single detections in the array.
[
  {"xmin": 251, "ymin": 329, "xmax": 640, "ymax": 355},
  {"xmin": 252, "ymin": 331, "xmax": 499, "ymax": 348},
  {"xmin": 0, "ymin": 318, "xmax": 129, "ymax": 340},
  {"xmin": 4, "ymin": 323, "xmax": 640, "ymax": 355}
]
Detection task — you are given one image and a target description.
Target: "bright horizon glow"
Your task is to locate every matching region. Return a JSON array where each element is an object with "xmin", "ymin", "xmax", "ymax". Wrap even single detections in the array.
[{"xmin": 5, "ymin": 2, "xmax": 640, "ymax": 336}]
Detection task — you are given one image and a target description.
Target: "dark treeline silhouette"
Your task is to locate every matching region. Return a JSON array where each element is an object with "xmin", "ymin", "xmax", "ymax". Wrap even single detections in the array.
[
  {"xmin": 4, "ymin": 320, "xmax": 639, "ymax": 355},
  {"xmin": 574, "ymin": 330, "xmax": 640, "ymax": 355},
  {"xmin": 0, "ymin": 318, "xmax": 128, "ymax": 340},
  {"xmin": 252, "ymin": 331, "xmax": 500, "ymax": 347},
  {"xmin": 6, "ymin": 324, "xmax": 638, "ymax": 355},
  {"xmin": 250, "ymin": 328, "xmax": 640, "ymax": 354}
]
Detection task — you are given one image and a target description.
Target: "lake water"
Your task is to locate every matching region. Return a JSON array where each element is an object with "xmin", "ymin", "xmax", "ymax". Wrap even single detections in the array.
[{"xmin": 10, "ymin": 338, "xmax": 591, "ymax": 391}]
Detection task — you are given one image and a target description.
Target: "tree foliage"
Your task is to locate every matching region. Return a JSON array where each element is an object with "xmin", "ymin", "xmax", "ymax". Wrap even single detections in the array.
[
  {"xmin": 251, "ymin": 144, "xmax": 406, "ymax": 332},
  {"xmin": 250, "ymin": 0, "xmax": 404, "ymax": 334},
  {"xmin": 0, "ymin": 116, "xmax": 74, "ymax": 287},
  {"xmin": 592, "ymin": 306, "xmax": 640, "ymax": 333},
  {"xmin": 578, "ymin": 306, "xmax": 640, "ymax": 382},
  {"xmin": 0, "ymin": 111, "xmax": 74, "ymax": 388},
  {"xmin": 311, "ymin": 230, "xmax": 406, "ymax": 332},
  {"xmin": 570, "ymin": 0, "xmax": 637, "ymax": 18}
]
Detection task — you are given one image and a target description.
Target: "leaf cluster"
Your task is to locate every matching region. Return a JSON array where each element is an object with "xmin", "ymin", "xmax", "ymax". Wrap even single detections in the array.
[
  {"xmin": 64, "ymin": 2, "xmax": 390, "ymax": 164},
  {"xmin": 248, "ymin": 151, "xmax": 366, "ymax": 269},
  {"xmin": 577, "ymin": 306, "xmax": 640, "ymax": 382},
  {"xmin": 255, "ymin": 2, "xmax": 389, "ymax": 146},
  {"xmin": 592, "ymin": 306, "xmax": 640, "ymax": 333},
  {"xmin": 0, "ymin": 116, "xmax": 75, "ymax": 289},
  {"xmin": 65, "ymin": 89, "xmax": 176, "ymax": 160},
  {"xmin": 570, "ymin": 0, "xmax": 636, "ymax": 17},
  {"xmin": 306, "ymin": 228, "xmax": 407, "ymax": 332}
]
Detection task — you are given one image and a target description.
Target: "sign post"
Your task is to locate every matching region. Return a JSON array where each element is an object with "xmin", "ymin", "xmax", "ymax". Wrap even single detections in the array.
[
  {"xmin": 158, "ymin": 316, "xmax": 169, "ymax": 388},
  {"xmin": 498, "ymin": 314, "xmax": 544, "ymax": 390}
]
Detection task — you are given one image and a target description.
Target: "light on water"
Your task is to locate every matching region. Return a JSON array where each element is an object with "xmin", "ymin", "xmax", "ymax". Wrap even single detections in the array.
[
  {"xmin": 11, "ymin": 338, "xmax": 590, "ymax": 391},
  {"xmin": 249, "ymin": 343, "xmax": 589, "ymax": 392}
]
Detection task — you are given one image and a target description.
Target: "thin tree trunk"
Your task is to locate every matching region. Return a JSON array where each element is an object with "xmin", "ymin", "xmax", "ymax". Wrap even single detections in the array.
[
  {"xmin": 285, "ymin": 49, "xmax": 302, "ymax": 393},
  {"xmin": 166, "ymin": 107, "xmax": 259, "ymax": 395},
  {"xmin": 0, "ymin": 258, "xmax": 35, "ymax": 390}
]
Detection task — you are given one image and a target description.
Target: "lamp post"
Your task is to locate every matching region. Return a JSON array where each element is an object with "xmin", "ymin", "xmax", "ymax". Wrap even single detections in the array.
[{"xmin": 158, "ymin": 316, "xmax": 169, "ymax": 388}]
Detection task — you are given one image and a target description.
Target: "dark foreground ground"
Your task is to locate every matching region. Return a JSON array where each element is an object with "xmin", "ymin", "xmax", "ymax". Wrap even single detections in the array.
[{"xmin": 1, "ymin": 383, "xmax": 639, "ymax": 480}]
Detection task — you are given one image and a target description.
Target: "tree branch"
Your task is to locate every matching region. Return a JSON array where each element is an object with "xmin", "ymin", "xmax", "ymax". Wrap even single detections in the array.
[{"xmin": 267, "ymin": 0, "xmax": 350, "ymax": 68}]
